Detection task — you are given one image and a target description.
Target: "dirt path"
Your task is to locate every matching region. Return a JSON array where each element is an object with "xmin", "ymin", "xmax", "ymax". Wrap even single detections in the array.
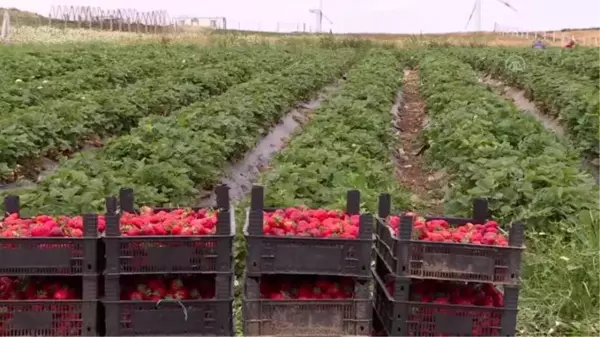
[
  {"xmin": 392, "ymin": 70, "xmax": 444, "ymax": 214},
  {"xmin": 197, "ymin": 80, "xmax": 344, "ymax": 206},
  {"xmin": 481, "ymin": 75, "xmax": 599, "ymax": 183}
]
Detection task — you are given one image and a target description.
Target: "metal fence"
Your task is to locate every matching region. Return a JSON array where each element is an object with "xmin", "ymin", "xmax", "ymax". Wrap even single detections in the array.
[
  {"xmin": 494, "ymin": 22, "xmax": 600, "ymax": 46},
  {"xmin": 1, "ymin": 5, "xmax": 217, "ymax": 40}
]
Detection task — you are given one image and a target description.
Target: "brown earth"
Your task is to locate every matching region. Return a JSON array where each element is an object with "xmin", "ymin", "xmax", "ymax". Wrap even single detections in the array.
[
  {"xmin": 346, "ymin": 29, "xmax": 600, "ymax": 47},
  {"xmin": 392, "ymin": 69, "xmax": 444, "ymax": 215}
]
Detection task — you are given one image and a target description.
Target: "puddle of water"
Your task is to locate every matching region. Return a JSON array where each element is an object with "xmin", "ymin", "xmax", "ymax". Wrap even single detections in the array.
[
  {"xmin": 482, "ymin": 76, "xmax": 599, "ymax": 183},
  {"xmin": 198, "ymin": 82, "xmax": 342, "ymax": 206}
]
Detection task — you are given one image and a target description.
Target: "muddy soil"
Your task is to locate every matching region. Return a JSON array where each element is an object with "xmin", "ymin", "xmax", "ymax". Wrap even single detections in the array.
[
  {"xmin": 481, "ymin": 75, "xmax": 599, "ymax": 183},
  {"xmin": 197, "ymin": 81, "xmax": 343, "ymax": 206},
  {"xmin": 392, "ymin": 70, "xmax": 444, "ymax": 214}
]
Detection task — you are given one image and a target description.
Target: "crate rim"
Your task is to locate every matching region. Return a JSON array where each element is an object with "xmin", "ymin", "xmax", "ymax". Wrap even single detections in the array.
[
  {"xmin": 101, "ymin": 298, "xmax": 234, "ymax": 304},
  {"xmin": 242, "ymin": 297, "xmax": 372, "ymax": 304},
  {"xmin": 103, "ymin": 270, "xmax": 235, "ymax": 276},
  {"xmin": 122, "ymin": 206, "xmax": 222, "ymax": 214},
  {"xmin": 376, "ymin": 211, "xmax": 480, "ymax": 223},
  {"xmin": 0, "ymin": 299, "xmax": 94, "ymax": 303},
  {"xmin": 101, "ymin": 233, "xmax": 235, "ymax": 240},
  {"xmin": 0, "ymin": 236, "xmax": 99, "ymax": 241},
  {"xmin": 258, "ymin": 206, "xmax": 364, "ymax": 213},
  {"xmin": 244, "ymin": 270, "xmax": 374, "ymax": 278}
]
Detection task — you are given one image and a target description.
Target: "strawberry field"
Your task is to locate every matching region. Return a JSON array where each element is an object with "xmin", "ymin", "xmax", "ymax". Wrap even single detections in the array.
[{"xmin": 0, "ymin": 40, "xmax": 598, "ymax": 336}]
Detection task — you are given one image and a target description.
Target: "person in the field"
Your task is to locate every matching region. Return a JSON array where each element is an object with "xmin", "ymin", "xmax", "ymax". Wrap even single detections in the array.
[
  {"xmin": 532, "ymin": 40, "xmax": 545, "ymax": 49},
  {"xmin": 565, "ymin": 39, "xmax": 576, "ymax": 48}
]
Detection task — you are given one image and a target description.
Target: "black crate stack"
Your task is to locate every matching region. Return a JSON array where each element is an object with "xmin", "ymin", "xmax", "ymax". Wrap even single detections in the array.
[
  {"xmin": 373, "ymin": 194, "xmax": 525, "ymax": 336},
  {"xmin": 0, "ymin": 196, "xmax": 99, "ymax": 336},
  {"xmin": 242, "ymin": 185, "xmax": 373, "ymax": 336},
  {"xmin": 101, "ymin": 186, "xmax": 235, "ymax": 336}
]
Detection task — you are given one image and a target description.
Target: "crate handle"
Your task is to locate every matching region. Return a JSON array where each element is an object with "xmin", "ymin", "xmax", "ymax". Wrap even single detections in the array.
[
  {"xmin": 155, "ymin": 299, "xmax": 188, "ymax": 321},
  {"xmin": 250, "ymin": 185, "xmax": 264, "ymax": 211},
  {"xmin": 119, "ymin": 187, "xmax": 135, "ymax": 213},
  {"xmin": 3, "ymin": 195, "xmax": 20, "ymax": 216},
  {"xmin": 378, "ymin": 193, "xmax": 391, "ymax": 218}
]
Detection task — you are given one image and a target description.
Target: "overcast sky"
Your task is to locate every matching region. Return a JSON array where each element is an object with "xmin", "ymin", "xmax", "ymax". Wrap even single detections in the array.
[{"xmin": 5, "ymin": 0, "xmax": 600, "ymax": 33}]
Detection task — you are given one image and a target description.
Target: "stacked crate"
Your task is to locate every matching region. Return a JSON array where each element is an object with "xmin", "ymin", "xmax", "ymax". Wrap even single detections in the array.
[
  {"xmin": 242, "ymin": 185, "xmax": 373, "ymax": 336},
  {"xmin": 0, "ymin": 196, "xmax": 99, "ymax": 336},
  {"xmin": 101, "ymin": 186, "xmax": 235, "ymax": 336},
  {"xmin": 373, "ymin": 194, "xmax": 525, "ymax": 337}
]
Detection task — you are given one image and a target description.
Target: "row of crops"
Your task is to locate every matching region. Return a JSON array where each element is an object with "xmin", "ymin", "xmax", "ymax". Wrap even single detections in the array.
[
  {"xmin": 454, "ymin": 47, "xmax": 599, "ymax": 159},
  {"xmin": 0, "ymin": 44, "xmax": 356, "ymax": 212},
  {"xmin": 0, "ymin": 42, "xmax": 598, "ymax": 336},
  {"xmin": 415, "ymin": 50, "xmax": 598, "ymax": 335}
]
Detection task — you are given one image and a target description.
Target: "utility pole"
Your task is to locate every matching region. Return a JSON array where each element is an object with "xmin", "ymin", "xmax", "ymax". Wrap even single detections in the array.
[{"xmin": 1, "ymin": 10, "xmax": 11, "ymax": 43}]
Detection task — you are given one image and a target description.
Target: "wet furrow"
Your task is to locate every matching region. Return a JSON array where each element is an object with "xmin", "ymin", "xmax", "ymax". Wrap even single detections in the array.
[
  {"xmin": 481, "ymin": 76, "xmax": 599, "ymax": 184},
  {"xmin": 197, "ymin": 81, "xmax": 344, "ymax": 206}
]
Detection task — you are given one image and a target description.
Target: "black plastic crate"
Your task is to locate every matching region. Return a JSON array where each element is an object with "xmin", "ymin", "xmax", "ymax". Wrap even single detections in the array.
[
  {"xmin": 103, "ymin": 186, "xmax": 235, "ymax": 275},
  {"xmin": 102, "ymin": 300, "xmax": 232, "ymax": 336},
  {"xmin": 371, "ymin": 307, "xmax": 388, "ymax": 336},
  {"xmin": 102, "ymin": 274, "xmax": 233, "ymax": 336},
  {"xmin": 243, "ymin": 275, "xmax": 371, "ymax": 336},
  {"xmin": 372, "ymin": 257, "xmax": 519, "ymax": 337},
  {"xmin": 0, "ymin": 196, "xmax": 99, "ymax": 275},
  {"xmin": 0, "ymin": 301, "xmax": 98, "ymax": 337},
  {"xmin": 244, "ymin": 185, "xmax": 373, "ymax": 277},
  {"xmin": 0, "ymin": 275, "xmax": 98, "ymax": 336},
  {"xmin": 375, "ymin": 194, "xmax": 525, "ymax": 284}
]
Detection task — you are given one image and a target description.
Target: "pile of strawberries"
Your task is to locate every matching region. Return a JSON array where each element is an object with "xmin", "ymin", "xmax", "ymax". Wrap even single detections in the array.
[
  {"xmin": 0, "ymin": 276, "xmax": 80, "ymax": 300},
  {"xmin": 0, "ymin": 213, "xmax": 105, "ymax": 237},
  {"xmin": 374, "ymin": 208, "xmax": 519, "ymax": 336},
  {"xmin": 0, "ymin": 207, "xmax": 219, "ymax": 237},
  {"xmin": 260, "ymin": 275, "xmax": 356, "ymax": 300},
  {"xmin": 387, "ymin": 212, "xmax": 508, "ymax": 246},
  {"xmin": 121, "ymin": 275, "xmax": 216, "ymax": 301},
  {"xmin": 0, "ymin": 277, "xmax": 82, "ymax": 335},
  {"xmin": 119, "ymin": 207, "xmax": 218, "ymax": 236},
  {"xmin": 263, "ymin": 207, "xmax": 360, "ymax": 238}
]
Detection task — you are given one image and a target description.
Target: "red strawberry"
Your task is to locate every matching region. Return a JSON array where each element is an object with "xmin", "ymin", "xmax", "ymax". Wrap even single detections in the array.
[
  {"xmin": 53, "ymin": 288, "xmax": 71, "ymax": 300},
  {"xmin": 270, "ymin": 292, "xmax": 285, "ymax": 300}
]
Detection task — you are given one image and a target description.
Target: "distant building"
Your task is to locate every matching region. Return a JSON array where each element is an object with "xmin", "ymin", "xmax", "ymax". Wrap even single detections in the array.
[{"xmin": 173, "ymin": 16, "xmax": 226, "ymax": 29}]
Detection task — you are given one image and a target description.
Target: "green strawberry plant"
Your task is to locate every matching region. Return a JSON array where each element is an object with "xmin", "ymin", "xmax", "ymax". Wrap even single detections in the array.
[
  {"xmin": 3, "ymin": 47, "xmax": 357, "ymax": 216},
  {"xmin": 0, "ymin": 46, "xmax": 296, "ymax": 183},
  {"xmin": 258, "ymin": 48, "xmax": 412, "ymax": 212},
  {"xmin": 455, "ymin": 46, "xmax": 599, "ymax": 159},
  {"xmin": 418, "ymin": 52, "xmax": 598, "ymax": 235}
]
